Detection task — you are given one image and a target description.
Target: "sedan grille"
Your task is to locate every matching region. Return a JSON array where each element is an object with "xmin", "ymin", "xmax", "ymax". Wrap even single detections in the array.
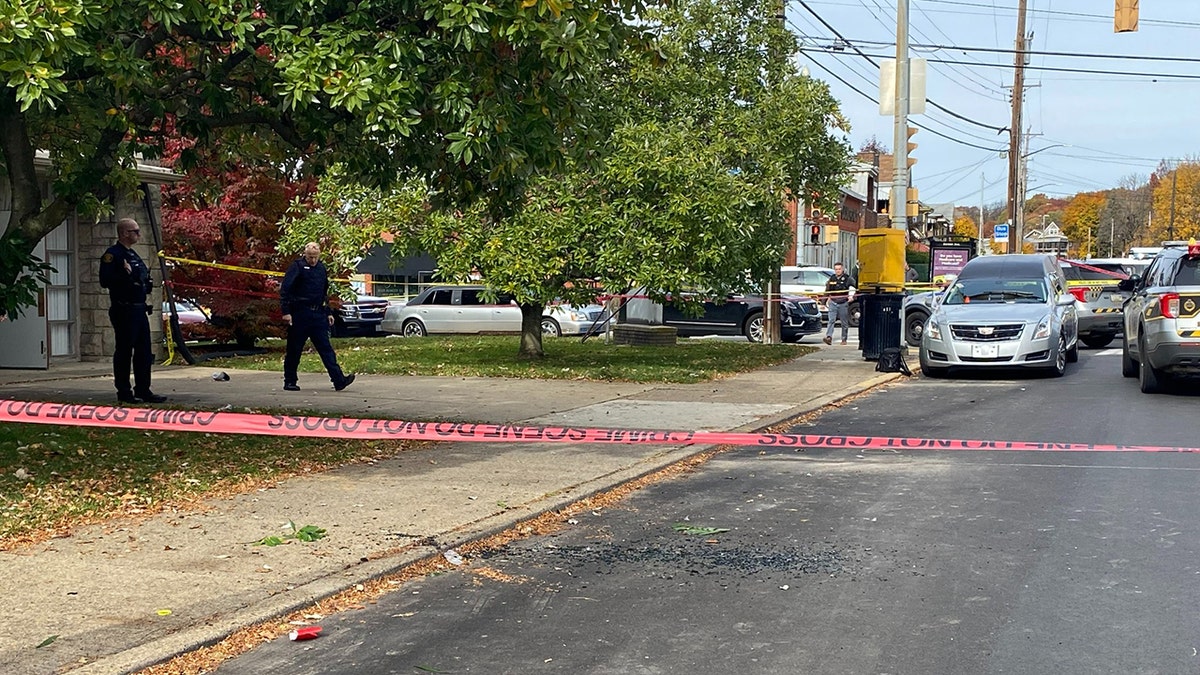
[{"xmin": 949, "ymin": 323, "xmax": 1024, "ymax": 341}]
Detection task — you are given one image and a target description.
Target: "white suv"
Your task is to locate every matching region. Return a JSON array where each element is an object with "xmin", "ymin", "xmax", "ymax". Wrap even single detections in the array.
[{"xmin": 781, "ymin": 266, "xmax": 834, "ymax": 318}]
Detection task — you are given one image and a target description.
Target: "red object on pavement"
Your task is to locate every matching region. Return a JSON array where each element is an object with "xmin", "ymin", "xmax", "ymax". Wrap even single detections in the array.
[{"xmin": 289, "ymin": 626, "xmax": 322, "ymax": 641}]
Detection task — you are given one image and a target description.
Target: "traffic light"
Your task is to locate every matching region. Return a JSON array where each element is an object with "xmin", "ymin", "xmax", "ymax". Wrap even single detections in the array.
[
  {"xmin": 906, "ymin": 125, "xmax": 918, "ymax": 169},
  {"xmin": 1115, "ymin": 0, "xmax": 1138, "ymax": 33},
  {"xmin": 906, "ymin": 186, "xmax": 919, "ymax": 218},
  {"xmin": 809, "ymin": 223, "xmax": 821, "ymax": 245}
]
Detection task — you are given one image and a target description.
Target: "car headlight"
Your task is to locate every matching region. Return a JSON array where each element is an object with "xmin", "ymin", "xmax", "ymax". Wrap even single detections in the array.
[
  {"xmin": 1034, "ymin": 314, "xmax": 1052, "ymax": 339},
  {"xmin": 927, "ymin": 320, "xmax": 942, "ymax": 340},
  {"xmin": 569, "ymin": 311, "xmax": 589, "ymax": 321}
]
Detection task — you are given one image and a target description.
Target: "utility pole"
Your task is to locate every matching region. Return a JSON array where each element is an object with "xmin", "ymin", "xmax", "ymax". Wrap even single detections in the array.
[
  {"xmin": 1005, "ymin": 0, "xmax": 1027, "ymax": 254},
  {"xmin": 891, "ymin": 0, "xmax": 910, "ymax": 233},
  {"xmin": 979, "ymin": 172, "xmax": 985, "ymax": 256},
  {"xmin": 1169, "ymin": 168, "xmax": 1177, "ymax": 241},
  {"xmin": 762, "ymin": 0, "xmax": 786, "ymax": 345}
]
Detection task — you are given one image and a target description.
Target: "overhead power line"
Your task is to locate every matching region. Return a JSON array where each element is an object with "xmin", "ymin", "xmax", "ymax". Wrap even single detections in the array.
[
  {"xmin": 795, "ymin": 36, "xmax": 1200, "ymax": 65},
  {"xmin": 794, "ymin": 0, "xmax": 1007, "ymax": 132},
  {"xmin": 798, "ymin": 54, "xmax": 1005, "ymax": 152}
]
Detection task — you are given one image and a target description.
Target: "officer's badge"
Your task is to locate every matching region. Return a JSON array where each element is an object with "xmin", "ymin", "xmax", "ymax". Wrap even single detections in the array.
[{"xmin": 102, "ymin": 253, "xmax": 114, "ymax": 263}]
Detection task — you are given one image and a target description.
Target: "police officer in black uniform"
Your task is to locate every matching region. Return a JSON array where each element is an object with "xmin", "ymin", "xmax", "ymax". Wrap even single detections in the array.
[
  {"xmin": 280, "ymin": 242, "xmax": 355, "ymax": 392},
  {"xmin": 823, "ymin": 261, "xmax": 857, "ymax": 346},
  {"xmin": 99, "ymin": 218, "xmax": 166, "ymax": 403}
]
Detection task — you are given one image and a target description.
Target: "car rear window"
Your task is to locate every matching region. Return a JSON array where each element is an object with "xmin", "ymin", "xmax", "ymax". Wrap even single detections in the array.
[
  {"xmin": 1171, "ymin": 257, "xmax": 1200, "ymax": 286},
  {"xmin": 1061, "ymin": 263, "xmax": 1126, "ymax": 282}
]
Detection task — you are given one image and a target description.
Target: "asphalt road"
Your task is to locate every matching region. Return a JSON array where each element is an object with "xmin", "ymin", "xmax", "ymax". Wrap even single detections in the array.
[{"xmin": 216, "ymin": 347, "xmax": 1200, "ymax": 675}]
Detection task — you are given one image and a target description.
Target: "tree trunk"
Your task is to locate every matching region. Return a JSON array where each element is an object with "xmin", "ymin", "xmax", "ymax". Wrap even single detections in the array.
[{"xmin": 517, "ymin": 302, "xmax": 546, "ymax": 359}]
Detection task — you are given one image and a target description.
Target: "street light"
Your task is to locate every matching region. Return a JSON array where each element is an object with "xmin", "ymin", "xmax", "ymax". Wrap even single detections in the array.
[{"xmin": 1022, "ymin": 143, "xmax": 1068, "ymax": 159}]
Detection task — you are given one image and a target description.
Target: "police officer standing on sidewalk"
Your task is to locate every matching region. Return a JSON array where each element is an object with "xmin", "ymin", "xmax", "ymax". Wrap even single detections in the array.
[
  {"xmin": 823, "ymin": 261, "xmax": 857, "ymax": 346},
  {"xmin": 99, "ymin": 218, "xmax": 167, "ymax": 403},
  {"xmin": 280, "ymin": 242, "xmax": 355, "ymax": 392}
]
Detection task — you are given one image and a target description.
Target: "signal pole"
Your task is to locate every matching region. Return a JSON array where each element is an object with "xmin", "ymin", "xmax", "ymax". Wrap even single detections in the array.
[
  {"xmin": 1005, "ymin": 0, "xmax": 1027, "ymax": 254},
  {"xmin": 891, "ymin": 0, "xmax": 910, "ymax": 232}
]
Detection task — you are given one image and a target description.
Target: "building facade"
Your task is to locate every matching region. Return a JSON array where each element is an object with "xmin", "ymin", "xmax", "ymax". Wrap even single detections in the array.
[{"xmin": 0, "ymin": 158, "xmax": 176, "ymax": 369}]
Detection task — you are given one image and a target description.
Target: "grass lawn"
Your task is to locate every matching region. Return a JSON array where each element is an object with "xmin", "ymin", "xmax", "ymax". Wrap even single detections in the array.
[
  {"xmin": 205, "ymin": 334, "xmax": 817, "ymax": 383},
  {"xmin": 0, "ymin": 421, "xmax": 412, "ymax": 548}
]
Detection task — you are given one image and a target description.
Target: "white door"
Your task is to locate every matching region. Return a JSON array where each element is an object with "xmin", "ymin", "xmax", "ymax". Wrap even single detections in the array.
[{"xmin": 0, "ymin": 238, "xmax": 50, "ymax": 369}]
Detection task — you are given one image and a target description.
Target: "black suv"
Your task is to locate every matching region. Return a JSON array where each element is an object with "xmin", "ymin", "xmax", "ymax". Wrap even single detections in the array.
[{"xmin": 657, "ymin": 293, "xmax": 822, "ymax": 343}]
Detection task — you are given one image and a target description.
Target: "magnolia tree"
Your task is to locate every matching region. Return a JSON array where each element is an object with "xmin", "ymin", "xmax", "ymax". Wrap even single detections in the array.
[
  {"xmin": 0, "ymin": 0, "xmax": 648, "ymax": 319},
  {"xmin": 285, "ymin": 0, "xmax": 853, "ymax": 358}
]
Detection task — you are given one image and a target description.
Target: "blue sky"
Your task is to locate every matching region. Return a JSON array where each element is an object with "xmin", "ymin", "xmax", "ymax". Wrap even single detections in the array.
[{"xmin": 786, "ymin": 0, "xmax": 1200, "ymax": 208}]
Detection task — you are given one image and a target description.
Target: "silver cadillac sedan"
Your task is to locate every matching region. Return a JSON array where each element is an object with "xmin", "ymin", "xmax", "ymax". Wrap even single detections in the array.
[{"xmin": 919, "ymin": 254, "xmax": 1079, "ymax": 378}]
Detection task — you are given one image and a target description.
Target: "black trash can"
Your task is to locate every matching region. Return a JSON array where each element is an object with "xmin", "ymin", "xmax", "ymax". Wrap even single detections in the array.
[{"xmin": 859, "ymin": 292, "xmax": 904, "ymax": 361}]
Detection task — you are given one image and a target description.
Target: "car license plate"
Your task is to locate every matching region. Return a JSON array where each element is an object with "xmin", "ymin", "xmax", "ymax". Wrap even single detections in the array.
[
  {"xmin": 1111, "ymin": 294, "xmax": 1125, "ymax": 302},
  {"xmin": 971, "ymin": 343, "xmax": 999, "ymax": 358}
]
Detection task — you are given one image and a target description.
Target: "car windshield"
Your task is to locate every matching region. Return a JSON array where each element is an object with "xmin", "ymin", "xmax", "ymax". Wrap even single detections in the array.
[{"xmin": 943, "ymin": 278, "xmax": 1048, "ymax": 305}]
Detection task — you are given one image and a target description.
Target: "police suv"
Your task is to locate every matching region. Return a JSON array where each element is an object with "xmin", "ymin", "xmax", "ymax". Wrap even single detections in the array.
[
  {"xmin": 1060, "ymin": 258, "xmax": 1148, "ymax": 349},
  {"xmin": 1119, "ymin": 241, "xmax": 1200, "ymax": 393}
]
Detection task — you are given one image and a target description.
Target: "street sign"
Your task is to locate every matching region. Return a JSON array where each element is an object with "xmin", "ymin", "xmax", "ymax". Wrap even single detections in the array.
[{"xmin": 994, "ymin": 223, "xmax": 1010, "ymax": 243}]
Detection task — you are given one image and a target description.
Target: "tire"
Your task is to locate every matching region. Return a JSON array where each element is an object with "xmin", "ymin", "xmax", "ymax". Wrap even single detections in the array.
[
  {"xmin": 401, "ymin": 319, "xmax": 427, "ymax": 338},
  {"xmin": 1046, "ymin": 334, "xmax": 1067, "ymax": 377},
  {"xmin": 1080, "ymin": 334, "xmax": 1115, "ymax": 349},
  {"xmin": 540, "ymin": 317, "xmax": 562, "ymax": 337},
  {"xmin": 1138, "ymin": 333, "xmax": 1164, "ymax": 393},
  {"xmin": 847, "ymin": 301, "xmax": 861, "ymax": 328},
  {"xmin": 905, "ymin": 311, "xmax": 928, "ymax": 347},
  {"xmin": 1066, "ymin": 337, "xmax": 1079, "ymax": 363},
  {"xmin": 743, "ymin": 311, "xmax": 765, "ymax": 343},
  {"xmin": 1121, "ymin": 336, "xmax": 1137, "ymax": 378},
  {"xmin": 331, "ymin": 318, "xmax": 347, "ymax": 338}
]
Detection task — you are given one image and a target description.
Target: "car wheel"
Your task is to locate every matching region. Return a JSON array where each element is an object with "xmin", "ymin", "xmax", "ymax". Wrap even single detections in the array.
[
  {"xmin": 1138, "ymin": 333, "xmax": 1164, "ymax": 393},
  {"xmin": 331, "ymin": 318, "xmax": 347, "ymax": 338},
  {"xmin": 401, "ymin": 319, "xmax": 427, "ymax": 338},
  {"xmin": 1066, "ymin": 337, "xmax": 1079, "ymax": 363},
  {"xmin": 905, "ymin": 311, "xmax": 928, "ymax": 346},
  {"xmin": 540, "ymin": 317, "xmax": 562, "ymax": 337},
  {"xmin": 1121, "ymin": 335, "xmax": 1137, "ymax": 378},
  {"xmin": 847, "ymin": 301, "xmax": 861, "ymax": 328},
  {"xmin": 743, "ymin": 312, "xmax": 765, "ymax": 343},
  {"xmin": 1080, "ymin": 334, "xmax": 1115, "ymax": 349},
  {"xmin": 1046, "ymin": 334, "xmax": 1067, "ymax": 377}
]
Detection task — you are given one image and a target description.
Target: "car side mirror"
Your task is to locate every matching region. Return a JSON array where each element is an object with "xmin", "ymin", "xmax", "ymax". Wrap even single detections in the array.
[
  {"xmin": 1057, "ymin": 294, "xmax": 1076, "ymax": 307},
  {"xmin": 1117, "ymin": 277, "xmax": 1138, "ymax": 292}
]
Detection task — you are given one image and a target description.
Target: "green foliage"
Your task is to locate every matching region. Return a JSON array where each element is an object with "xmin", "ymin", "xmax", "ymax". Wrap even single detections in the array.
[
  {"xmin": 0, "ymin": 234, "xmax": 53, "ymax": 321},
  {"xmin": 1, "ymin": 0, "xmax": 651, "ymax": 312},
  {"xmin": 390, "ymin": 0, "xmax": 853, "ymax": 356},
  {"xmin": 278, "ymin": 167, "xmax": 433, "ymax": 301},
  {"xmin": 255, "ymin": 520, "xmax": 327, "ymax": 546}
]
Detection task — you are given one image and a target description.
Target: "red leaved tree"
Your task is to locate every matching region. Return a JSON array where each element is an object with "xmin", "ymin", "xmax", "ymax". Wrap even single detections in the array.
[{"xmin": 161, "ymin": 142, "xmax": 315, "ymax": 347}]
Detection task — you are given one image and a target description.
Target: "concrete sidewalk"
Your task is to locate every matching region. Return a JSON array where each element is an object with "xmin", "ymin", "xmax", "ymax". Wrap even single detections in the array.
[{"xmin": 0, "ymin": 343, "xmax": 908, "ymax": 675}]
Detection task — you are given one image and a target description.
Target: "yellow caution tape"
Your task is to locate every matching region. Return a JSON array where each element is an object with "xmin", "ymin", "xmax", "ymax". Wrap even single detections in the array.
[
  {"xmin": 159, "ymin": 253, "xmax": 286, "ymax": 278},
  {"xmin": 159, "ymin": 252, "xmax": 355, "ymax": 284}
]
